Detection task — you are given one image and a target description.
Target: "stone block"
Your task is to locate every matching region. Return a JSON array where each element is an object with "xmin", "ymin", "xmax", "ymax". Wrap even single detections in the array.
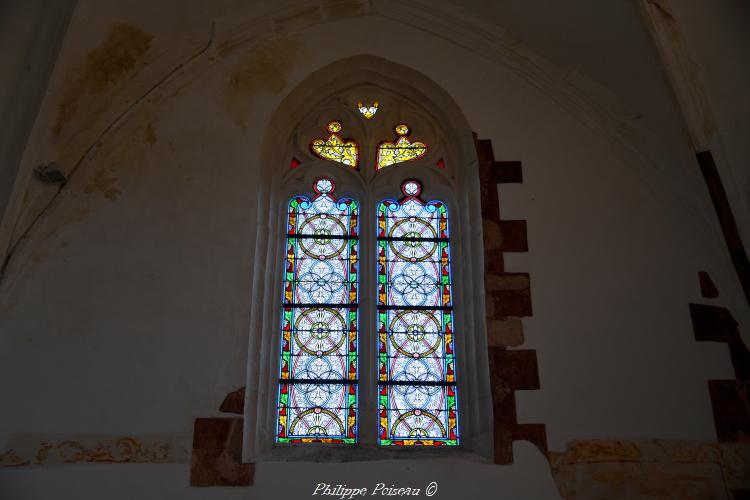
[
  {"xmin": 483, "ymin": 218, "xmax": 503, "ymax": 252},
  {"xmin": 699, "ymin": 271, "xmax": 719, "ymax": 298},
  {"xmin": 220, "ymin": 387, "xmax": 245, "ymax": 414},
  {"xmin": 709, "ymin": 380, "xmax": 750, "ymax": 442},
  {"xmin": 690, "ymin": 304, "xmax": 739, "ymax": 343},
  {"xmin": 499, "ymin": 220, "xmax": 528, "ymax": 252},
  {"xmin": 488, "ymin": 288, "xmax": 533, "ymax": 317},
  {"xmin": 487, "ymin": 317, "xmax": 524, "ymax": 347},
  {"xmin": 190, "ymin": 418, "xmax": 254, "ymax": 487},
  {"xmin": 485, "ymin": 272, "xmax": 530, "ymax": 292}
]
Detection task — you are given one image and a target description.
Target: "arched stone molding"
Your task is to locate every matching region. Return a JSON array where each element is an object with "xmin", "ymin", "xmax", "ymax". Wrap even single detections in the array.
[{"xmin": 0, "ymin": 0, "xmax": 704, "ymax": 288}]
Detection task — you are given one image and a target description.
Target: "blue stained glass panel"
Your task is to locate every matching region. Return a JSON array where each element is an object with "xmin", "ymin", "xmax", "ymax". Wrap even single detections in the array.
[
  {"xmin": 277, "ymin": 178, "xmax": 358, "ymax": 444},
  {"xmin": 377, "ymin": 179, "xmax": 459, "ymax": 446}
]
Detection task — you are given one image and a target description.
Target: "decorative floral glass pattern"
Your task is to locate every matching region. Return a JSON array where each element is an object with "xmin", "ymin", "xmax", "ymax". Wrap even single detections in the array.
[
  {"xmin": 276, "ymin": 178, "xmax": 358, "ymax": 444},
  {"xmin": 357, "ymin": 101, "xmax": 379, "ymax": 119},
  {"xmin": 376, "ymin": 124, "xmax": 427, "ymax": 171},
  {"xmin": 376, "ymin": 179, "xmax": 459, "ymax": 446},
  {"xmin": 310, "ymin": 121, "xmax": 359, "ymax": 168}
]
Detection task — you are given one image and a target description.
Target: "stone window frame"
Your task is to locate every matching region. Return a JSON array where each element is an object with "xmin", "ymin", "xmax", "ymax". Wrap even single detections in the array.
[{"xmin": 242, "ymin": 55, "xmax": 492, "ymax": 463}]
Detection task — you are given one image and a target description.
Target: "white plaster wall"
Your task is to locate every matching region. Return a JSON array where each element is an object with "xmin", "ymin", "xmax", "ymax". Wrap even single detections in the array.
[
  {"xmin": 0, "ymin": 443, "xmax": 558, "ymax": 499},
  {"xmin": 0, "ymin": 1, "xmax": 745, "ymax": 498},
  {"xmin": 667, "ymin": 0, "xmax": 750, "ymax": 244},
  {"xmin": 0, "ymin": 0, "xmax": 75, "ymax": 233}
]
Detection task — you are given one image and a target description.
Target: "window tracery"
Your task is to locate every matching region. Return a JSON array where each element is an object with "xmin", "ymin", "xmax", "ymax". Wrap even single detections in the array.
[
  {"xmin": 357, "ymin": 101, "xmax": 379, "ymax": 119},
  {"xmin": 376, "ymin": 123, "xmax": 428, "ymax": 171},
  {"xmin": 310, "ymin": 121, "xmax": 359, "ymax": 169}
]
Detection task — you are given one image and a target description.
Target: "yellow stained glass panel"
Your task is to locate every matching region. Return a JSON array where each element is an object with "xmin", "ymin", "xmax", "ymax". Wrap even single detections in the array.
[
  {"xmin": 310, "ymin": 121, "xmax": 358, "ymax": 168},
  {"xmin": 376, "ymin": 123, "xmax": 427, "ymax": 171}
]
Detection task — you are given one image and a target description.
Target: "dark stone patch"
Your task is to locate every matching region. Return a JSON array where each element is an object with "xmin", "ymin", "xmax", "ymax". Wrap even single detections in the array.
[
  {"xmin": 696, "ymin": 150, "xmax": 750, "ymax": 307},
  {"xmin": 691, "ymin": 300, "xmax": 750, "ymax": 443},
  {"xmin": 492, "ymin": 161, "xmax": 523, "ymax": 184},
  {"xmin": 499, "ymin": 220, "xmax": 528, "ymax": 252},
  {"xmin": 488, "ymin": 289, "xmax": 533, "ymax": 318},
  {"xmin": 690, "ymin": 303, "xmax": 750, "ymax": 380},
  {"xmin": 474, "ymin": 137, "xmax": 495, "ymax": 166},
  {"xmin": 475, "ymin": 133, "xmax": 545, "ymax": 465},
  {"xmin": 689, "ymin": 303, "xmax": 739, "ymax": 343},
  {"xmin": 484, "ymin": 251, "xmax": 505, "ymax": 275},
  {"xmin": 488, "ymin": 347, "xmax": 546, "ymax": 464},
  {"xmin": 493, "ymin": 423, "xmax": 514, "ymax": 465},
  {"xmin": 699, "ymin": 271, "xmax": 719, "ymax": 298},
  {"xmin": 476, "ymin": 137, "xmax": 500, "ymax": 221},
  {"xmin": 220, "ymin": 387, "xmax": 246, "ymax": 414},
  {"xmin": 190, "ymin": 418, "xmax": 254, "ymax": 487},
  {"xmin": 489, "ymin": 348, "xmax": 540, "ymax": 391},
  {"xmin": 483, "ymin": 218, "xmax": 503, "ymax": 253},
  {"xmin": 513, "ymin": 424, "xmax": 548, "ymax": 456},
  {"xmin": 708, "ymin": 381, "xmax": 750, "ymax": 442}
]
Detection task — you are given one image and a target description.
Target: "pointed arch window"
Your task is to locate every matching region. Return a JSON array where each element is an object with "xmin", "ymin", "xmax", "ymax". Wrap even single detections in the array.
[
  {"xmin": 277, "ymin": 114, "xmax": 459, "ymax": 447},
  {"xmin": 249, "ymin": 68, "xmax": 491, "ymax": 462},
  {"xmin": 276, "ymin": 178, "xmax": 359, "ymax": 444}
]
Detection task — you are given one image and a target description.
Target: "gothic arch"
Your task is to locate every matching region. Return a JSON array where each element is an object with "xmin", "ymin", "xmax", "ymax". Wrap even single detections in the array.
[{"xmin": 243, "ymin": 54, "xmax": 492, "ymax": 461}]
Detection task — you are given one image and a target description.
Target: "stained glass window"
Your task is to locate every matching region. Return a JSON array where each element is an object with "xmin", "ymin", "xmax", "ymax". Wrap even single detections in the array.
[
  {"xmin": 376, "ymin": 124, "xmax": 427, "ymax": 171},
  {"xmin": 357, "ymin": 101, "xmax": 379, "ymax": 119},
  {"xmin": 377, "ymin": 179, "xmax": 459, "ymax": 446},
  {"xmin": 310, "ymin": 121, "xmax": 359, "ymax": 168},
  {"xmin": 276, "ymin": 178, "xmax": 358, "ymax": 444}
]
